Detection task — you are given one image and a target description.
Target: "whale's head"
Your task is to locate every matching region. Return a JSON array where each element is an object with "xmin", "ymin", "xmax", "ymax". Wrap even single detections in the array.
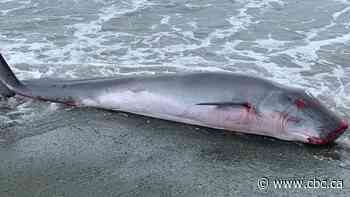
[{"xmin": 278, "ymin": 89, "xmax": 348, "ymax": 145}]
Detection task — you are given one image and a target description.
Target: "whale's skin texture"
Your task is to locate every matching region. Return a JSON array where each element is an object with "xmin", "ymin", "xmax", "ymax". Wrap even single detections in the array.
[
  {"xmin": 17, "ymin": 72, "xmax": 348, "ymax": 145},
  {"xmin": 0, "ymin": 54, "xmax": 348, "ymax": 145}
]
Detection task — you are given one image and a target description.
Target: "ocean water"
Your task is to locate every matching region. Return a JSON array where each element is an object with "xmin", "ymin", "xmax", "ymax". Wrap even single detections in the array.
[{"xmin": 1, "ymin": 0, "xmax": 350, "ymax": 196}]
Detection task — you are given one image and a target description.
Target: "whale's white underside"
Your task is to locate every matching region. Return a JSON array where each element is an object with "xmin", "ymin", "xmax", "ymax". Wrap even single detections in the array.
[{"xmin": 82, "ymin": 90, "xmax": 312, "ymax": 142}]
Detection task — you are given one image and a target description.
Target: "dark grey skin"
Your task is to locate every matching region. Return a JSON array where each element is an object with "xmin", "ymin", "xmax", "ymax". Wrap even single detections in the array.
[{"xmin": 0, "ymin": 54, "xmax": 348, "ymax": 144}]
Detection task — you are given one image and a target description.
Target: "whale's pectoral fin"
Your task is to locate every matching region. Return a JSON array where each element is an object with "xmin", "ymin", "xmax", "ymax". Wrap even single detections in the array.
[
  {"xmin": 196, "ymin": 101, "xmax": 253, "ymax": 108},
  {"xmin": 196, "ymin": 101, "xmax": 261, "ymax": 115}
]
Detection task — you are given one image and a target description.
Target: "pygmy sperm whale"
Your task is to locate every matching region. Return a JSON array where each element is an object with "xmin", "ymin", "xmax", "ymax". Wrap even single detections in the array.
[{"xmin": 0, "ymin": 54, "xmax": 348, "ymax": 145}]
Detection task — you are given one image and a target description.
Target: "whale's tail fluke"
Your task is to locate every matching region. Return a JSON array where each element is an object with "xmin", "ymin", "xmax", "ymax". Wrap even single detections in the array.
[
  {"xmin": 0, "ymin": 54, "xmax": 24, "ymax": 98},
  {"xmin": 0, "ymin": 54, "xmax": 79, "ymax": 104},
  {"xmin": 0, "ymin": 82, "xmax": 14, "ymax": 98}
]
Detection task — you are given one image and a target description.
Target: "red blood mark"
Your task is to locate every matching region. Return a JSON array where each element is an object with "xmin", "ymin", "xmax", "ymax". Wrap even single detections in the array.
[
  {"xmin": 307, "ymin": 119, "xmax": 348, "ymax": 145},
  {"xmin": 243, "ymin": 102, "xmax": 258, "ymax": 115},
  {"xmin": 243, "ymin": 102, "xmax": 253, "ymax": 110},
  {"xmin": 326, "ymin": 119, "xmax": 348, "ymax": 142},
  {"xmin": 307, "ymin": 137, "xmax": 328, "ymax": 145},
  {"xmin": 240, "ymin": 102, "xmax": 259, "ymax": 123},
  {"xmin": 295, "ymin": 98, "xmax": 307, "ymax": 109}
]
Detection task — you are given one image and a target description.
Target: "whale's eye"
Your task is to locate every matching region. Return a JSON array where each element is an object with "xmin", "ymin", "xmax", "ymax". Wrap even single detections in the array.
[{"xmin": 295, "ymin": 98, "xmax": 307, "ymax": 109}]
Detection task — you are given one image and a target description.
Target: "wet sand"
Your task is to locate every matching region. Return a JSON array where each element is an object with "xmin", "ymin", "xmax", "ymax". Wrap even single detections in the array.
[{"xmin": 0, "ymin": 107, "xmax": 349, "ymax": 196}]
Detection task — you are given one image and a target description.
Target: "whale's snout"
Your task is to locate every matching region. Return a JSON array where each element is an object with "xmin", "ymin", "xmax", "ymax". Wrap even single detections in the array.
[
  {"xmin": 307, "ymin": 119, "xmax": 348, "ymax": 145},
  {"xmin": 279, "ymin": 90, "xmax": 348, "ymax": 145}
]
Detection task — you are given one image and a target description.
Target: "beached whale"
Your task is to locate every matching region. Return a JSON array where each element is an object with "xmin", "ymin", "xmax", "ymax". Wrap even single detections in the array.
[{"xmin": 0, "ymin": 54, "xmax": 347, "ymax": 145}]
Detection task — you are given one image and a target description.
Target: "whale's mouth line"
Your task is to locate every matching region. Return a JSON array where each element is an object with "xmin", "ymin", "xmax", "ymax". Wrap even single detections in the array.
[{"xmin": 307, "ymin": 119, "xmax": 348, "ymax": 145}]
